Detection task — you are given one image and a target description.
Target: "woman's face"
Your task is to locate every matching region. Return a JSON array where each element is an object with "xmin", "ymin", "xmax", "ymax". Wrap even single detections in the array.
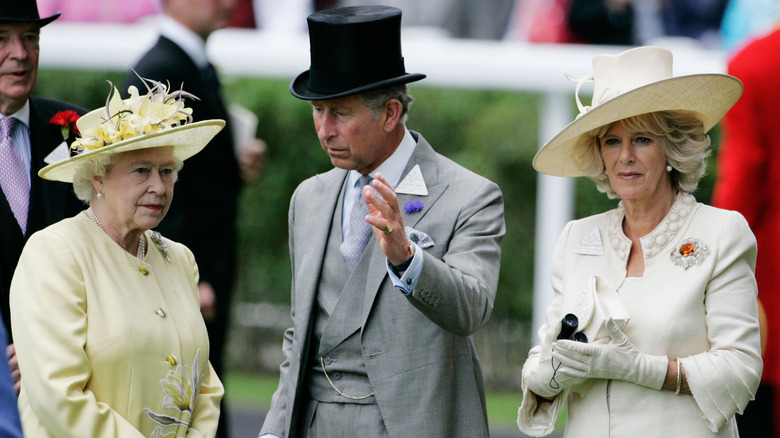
[
  {"xmin": 94, "ymin": 147, "xmax": 177, "ymax": 234},
  {"xmin": 599, "ymin": 122, "xmax": 672, "ymax": 204}
]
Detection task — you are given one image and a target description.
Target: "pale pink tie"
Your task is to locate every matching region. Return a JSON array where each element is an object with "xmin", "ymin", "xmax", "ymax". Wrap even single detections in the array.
[{"xmin": 0, "ymin": 118, "xmax": 29, "ymax": 234}]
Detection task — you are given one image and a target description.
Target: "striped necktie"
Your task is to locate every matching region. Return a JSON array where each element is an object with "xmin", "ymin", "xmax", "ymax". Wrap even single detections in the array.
[
  {"xmin": 340, "ymin": 174, "xmax": 373, "ymax": 272},
  {"xmin": 0, "ymin": 117, "xmax": 28, "ymax": 234}
]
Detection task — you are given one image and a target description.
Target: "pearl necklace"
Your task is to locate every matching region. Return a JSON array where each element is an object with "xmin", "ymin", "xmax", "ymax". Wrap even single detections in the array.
[{"xmin": 86, "ymin": 207, "xmax": 146, "ymax": 259}]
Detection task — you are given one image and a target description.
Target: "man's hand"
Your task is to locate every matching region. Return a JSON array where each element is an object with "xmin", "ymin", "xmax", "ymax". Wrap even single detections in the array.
[
  {"xmin": 199, "ymin": 282, "xmax": 217, "ymax": 322},
  {"xmin": 363, "ymin": 172, "xmax": 413, "ymax": 265},
  {"xmin": 237, "ymin": 138, "xmax": 267, "ymax": 183},
  {"xmin": 7, "ymin": 343, "xmax": 19, "ymax": 392}
]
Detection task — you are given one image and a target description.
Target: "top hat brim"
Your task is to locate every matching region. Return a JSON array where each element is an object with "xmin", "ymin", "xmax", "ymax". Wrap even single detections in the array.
[
  {"xmin": 532, "ymin": 73, "xmax": 743, "ymax": 177},
  {"xmin": 39, "ymin": 119, "xmax": 225, "ymax": 183},
  {"xmin": 0, "ymin": 11, "xmax": 60, "ymax": 27},
  {"xmin": 290, "ymin": 70, "xmax": 426, "ymax": 101}
]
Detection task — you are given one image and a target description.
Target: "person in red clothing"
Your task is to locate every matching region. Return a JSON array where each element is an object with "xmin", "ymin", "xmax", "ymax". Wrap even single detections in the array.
[{"xmin": 712, "ymin": 25, "xmax": 780, "ymax": 438}]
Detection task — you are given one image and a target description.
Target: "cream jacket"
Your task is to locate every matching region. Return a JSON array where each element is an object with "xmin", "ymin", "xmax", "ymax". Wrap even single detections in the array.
[
  {"xmin": 518, "ymin": 194, "xmax": 762, "ymax": 437},
  {"xmin": 10, "ymin": 213, "xmax": 223, "ymax": 438}
]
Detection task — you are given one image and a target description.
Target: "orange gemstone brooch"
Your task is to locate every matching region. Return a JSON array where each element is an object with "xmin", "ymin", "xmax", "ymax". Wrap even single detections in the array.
[{"xmin": 671, "ymin": 238, "xmax": 708, "ymax": 269}]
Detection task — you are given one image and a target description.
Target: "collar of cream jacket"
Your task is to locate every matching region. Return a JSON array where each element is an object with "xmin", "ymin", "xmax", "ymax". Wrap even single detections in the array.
[{"xmin": 607, "ymin": 192, "xmax": 697, "ymax": 261}]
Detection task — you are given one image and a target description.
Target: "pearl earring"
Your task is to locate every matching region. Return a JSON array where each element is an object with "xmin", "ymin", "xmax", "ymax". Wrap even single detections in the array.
[
  {"xmin": 96, "ymin": 192, "xmax": 103, "ymax": 199},
  {"xmin": 666, "ymin": 164, "xmax": 672, "ymax": 172}
]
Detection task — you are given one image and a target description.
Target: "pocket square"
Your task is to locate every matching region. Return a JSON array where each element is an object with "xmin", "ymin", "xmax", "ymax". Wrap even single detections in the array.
[{"xmin": 404, "ymin": 226, "xmax": 434, "ymax": 249}]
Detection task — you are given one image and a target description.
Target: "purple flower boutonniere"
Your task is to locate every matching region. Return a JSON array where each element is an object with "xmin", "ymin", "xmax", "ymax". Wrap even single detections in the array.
[{"xmin": 404, "ymin": 200, "xmax": 424, "ymax": 214}]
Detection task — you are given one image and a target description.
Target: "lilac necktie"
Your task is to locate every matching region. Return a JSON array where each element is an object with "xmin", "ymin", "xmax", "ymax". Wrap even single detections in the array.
[
  {"xmin": 0, "ymin": 118, "xmax": 28, "ymax": 234},
  {"xmin": 340, "ymin": 174, "xmax": 373, "ymax": 272}
]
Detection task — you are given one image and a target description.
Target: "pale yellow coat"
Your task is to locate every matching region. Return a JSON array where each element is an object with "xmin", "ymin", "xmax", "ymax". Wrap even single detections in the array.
[{"xmin": 10, "ymin": 213, "xmax": 223, "ymax": 437}]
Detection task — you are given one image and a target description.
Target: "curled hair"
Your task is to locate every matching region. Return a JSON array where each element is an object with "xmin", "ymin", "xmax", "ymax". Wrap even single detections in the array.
[
  {"xmin": 358, "ymin": 84, "xmax": 415, "ymax": 123},
  {"xmin": 573, "ymin": 111, "xmax": 711, "ymax": 199},
  {"xmin": 71, "ymin": 150, "xmax": 183, "ymax": 203}
]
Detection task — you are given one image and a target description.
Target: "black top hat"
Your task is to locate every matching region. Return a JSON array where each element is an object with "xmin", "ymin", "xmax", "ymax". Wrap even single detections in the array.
[
  {"xmin": 0, "ymin": 0, "xmax": 60, "ymax": 27},
  {"xmin": 290, "ymin": 5, "xmax": 426, "ymax": 100}
]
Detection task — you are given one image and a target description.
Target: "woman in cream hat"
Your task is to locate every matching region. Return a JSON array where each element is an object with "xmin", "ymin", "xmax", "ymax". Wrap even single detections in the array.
[
  {"xmin": 518, "ymin": 46, "xmax": 762, "ymax": 437},
  {"xmin": 9, "ymin": 80, "xmax": 226, "ymax": 437}
]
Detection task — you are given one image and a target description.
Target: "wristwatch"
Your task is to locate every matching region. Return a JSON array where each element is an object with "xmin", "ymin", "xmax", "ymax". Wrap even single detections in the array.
[{"xmin": 389, "ymin": 242, "xmax": 415, "ymax": 275}]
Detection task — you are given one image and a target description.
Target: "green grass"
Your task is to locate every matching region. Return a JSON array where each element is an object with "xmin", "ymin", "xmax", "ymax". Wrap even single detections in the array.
[{"xmin": 223, "ymin": 372, "xmax": 567, "ymax": 431}]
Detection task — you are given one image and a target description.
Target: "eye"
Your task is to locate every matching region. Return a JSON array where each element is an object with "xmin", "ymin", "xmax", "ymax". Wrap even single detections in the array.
[
  {"xmin": 601, "ymin": 138, "xmax": 620, "ymax": 147},
  {"xmin": 134, "ymin": 167, "xmax": 150, "ymax": 175},
  {"xmin": 633, "ymin": 136, "xmax": 653, "ymax": 145}
]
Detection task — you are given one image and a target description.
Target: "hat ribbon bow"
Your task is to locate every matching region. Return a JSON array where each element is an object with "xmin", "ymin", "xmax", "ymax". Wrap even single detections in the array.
[{"xmin": 566, "ymin": 74, "xmax": 594, "ymax": 118}]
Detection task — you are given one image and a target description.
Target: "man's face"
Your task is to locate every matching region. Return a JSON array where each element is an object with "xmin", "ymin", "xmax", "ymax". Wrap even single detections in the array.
[
  {"xmin": 0, "ymin": 22, "xmax": 39, "ymax": 115},
  {"xmin": 311, "ymin": 95, "xmax": 394, "ymax": 175},
  {"xmin": 171, "ymin": 0, "xmax": 235, "ymax": 39}
]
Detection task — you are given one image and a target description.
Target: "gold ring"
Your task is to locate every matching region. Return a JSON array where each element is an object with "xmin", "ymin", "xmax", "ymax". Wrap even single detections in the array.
[{"xmin": 382, "ymin": 223, "xmax": 393, "ymax": 234}]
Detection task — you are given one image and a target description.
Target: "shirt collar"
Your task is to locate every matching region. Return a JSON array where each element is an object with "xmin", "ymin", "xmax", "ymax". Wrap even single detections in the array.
[
  {"xmin": 0, "ymin": 101, "xmax": 31, "ymax": 128},
  {"xmin": 347, "ymin": 127, "xmax": 416, "ymax": 189},
  {"xmin": 159, "ymin": 15, "xmax": 210, "ymax": 68}
]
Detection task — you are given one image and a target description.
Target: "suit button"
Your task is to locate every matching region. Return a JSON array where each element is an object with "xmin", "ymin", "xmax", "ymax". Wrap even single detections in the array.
[
  {"xmin": 324, "ymin": 356, "xmax": 333, "ymax": 365},
  {"xmin": 154, "ymin": 308, "xmax": 166, "ymax": 318},
  {"xmin": 139, "ymin": 266, "xmax": 149, "ymax": 276},
  {"xmin": 166, "ymin": 355, "xmax": 178, "ymax": 365},
  {"xmin": 406, "ymin": 278, "xmax": 412, "ymax": 285},
  {"xmin": 332, "ymin": 372, "xmax": 342, "ymax": 380}
]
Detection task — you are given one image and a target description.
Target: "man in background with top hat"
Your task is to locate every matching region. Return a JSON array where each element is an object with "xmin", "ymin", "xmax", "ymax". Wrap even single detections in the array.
[
  {"xmin": 259, "ymin": 5, "xmax": 505, "ymax": 437},
  {"xmin": 0, "ymin": 0, "xmax": 85, "ymax": 411}
]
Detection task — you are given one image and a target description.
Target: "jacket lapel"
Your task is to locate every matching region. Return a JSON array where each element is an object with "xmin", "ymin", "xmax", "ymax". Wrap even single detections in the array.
[{"xmin": 296, "ymin": 169, "xmax": 348, "ymax": 341}]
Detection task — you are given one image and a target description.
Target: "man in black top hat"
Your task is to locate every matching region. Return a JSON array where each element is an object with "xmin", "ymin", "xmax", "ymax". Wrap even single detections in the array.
[
  {"xmin": 259, "ymin": 6, "xmax": 505, "ymax": 437},
  {"xmin": 0, "ymin": 0, "xmax": 85, "ymax": 432}
]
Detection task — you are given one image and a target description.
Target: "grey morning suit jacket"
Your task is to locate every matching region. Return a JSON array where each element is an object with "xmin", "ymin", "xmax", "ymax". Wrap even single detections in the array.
[{"xmin": 260, "ymin": 132, "xmax": 505, "ymax": 437}]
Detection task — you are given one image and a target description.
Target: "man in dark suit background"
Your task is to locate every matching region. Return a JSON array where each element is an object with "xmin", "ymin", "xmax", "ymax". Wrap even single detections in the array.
[
  {"xmin": 0, "ymin": 0, "xmax": 86, "ymax": 427},
  {"xmin": 125, "ymin": 0, "xmax": 266, "ymax": 436}
]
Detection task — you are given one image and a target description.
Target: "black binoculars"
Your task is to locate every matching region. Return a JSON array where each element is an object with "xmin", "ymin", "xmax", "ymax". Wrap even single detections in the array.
[{"xmin": 557, "ymin": 313, "xmax": 588, "ymax": 343}]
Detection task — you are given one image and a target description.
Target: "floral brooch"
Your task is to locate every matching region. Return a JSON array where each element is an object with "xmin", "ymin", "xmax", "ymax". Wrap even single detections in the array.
[{"xmin": 670, "ymin": 238, "xmax": 708, "ymax": 270}]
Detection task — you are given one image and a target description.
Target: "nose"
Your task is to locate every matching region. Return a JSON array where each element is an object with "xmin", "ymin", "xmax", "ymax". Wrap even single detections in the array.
[
  {"xmin": 147, "ymin": 169, "xmax": 167, "ymax": 195},
  {"xmin": 315, "ymin": 112, "xmax": 336, "ymax": 141},
  {"xmin": 7, "ymin": 35, "xmax": 30, "ymax": 61},
  {"xmin": 618, "ymin": 140, "xmax": 635, "ymax": 164}
]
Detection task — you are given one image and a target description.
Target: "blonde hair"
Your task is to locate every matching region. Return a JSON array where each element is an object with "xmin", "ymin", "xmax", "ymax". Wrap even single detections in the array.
[{"xmin": 574, "ymin": 111, "xmax": 711, "ymax": 199}]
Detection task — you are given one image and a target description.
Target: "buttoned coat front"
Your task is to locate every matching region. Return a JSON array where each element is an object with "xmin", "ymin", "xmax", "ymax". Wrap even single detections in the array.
[
  {"xmin": 11, "ymin": 214, "xmax": 224, "ymax": 438},
  {"xmin": 260, "ymin": 132, "xmax": 505, "ymax": 437},
  {"xmin": 518, "ymin": 194, "xmax": 762, "ymax": 437}
]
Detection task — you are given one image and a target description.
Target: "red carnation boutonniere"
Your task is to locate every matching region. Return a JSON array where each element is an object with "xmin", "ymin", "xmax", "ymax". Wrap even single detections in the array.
[{"xmin": 50, "ymin": 110, "xmax": 80, "ymax": 141}]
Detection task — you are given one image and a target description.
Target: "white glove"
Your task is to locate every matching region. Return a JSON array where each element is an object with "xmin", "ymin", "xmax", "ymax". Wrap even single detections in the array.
[
  {"xmin": 551, "ymin": 318, "xmax": 668, "ymax": 390},
  {"xmin": 523, "ymin": 321, "xmax": 587, "ymax": 398}
]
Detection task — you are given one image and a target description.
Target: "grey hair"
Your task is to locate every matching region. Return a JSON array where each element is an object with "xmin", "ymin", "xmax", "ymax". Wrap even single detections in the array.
[
  {"xmin": 358, "ymin": 85, "xmax": 414, "ymax": 124},
  {"xmin": 71, "ymin": 151, "xmax": 183, "ymax": 203},
  {"xmin": 574, "ymin": 111, "xmax": 711, "ymax": 199}
]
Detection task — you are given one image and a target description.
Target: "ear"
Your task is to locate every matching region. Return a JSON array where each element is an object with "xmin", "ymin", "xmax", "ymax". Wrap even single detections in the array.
[
  {"xmin": 92, "ymin": 175, "xmax": 104, "ymax": 196},
  {"xmin": 382, "ymin": 99, "xmax": 403, "ymax": 133}
]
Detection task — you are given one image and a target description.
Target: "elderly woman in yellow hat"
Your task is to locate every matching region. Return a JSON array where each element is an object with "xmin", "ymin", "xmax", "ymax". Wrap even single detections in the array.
[
  {"xmin": 517, "ymin": 46, "xmax": 762, "ymax": 437},
  {"xmin": 9, "ymin": 80, "xmax": 225, "ymax": 437}
]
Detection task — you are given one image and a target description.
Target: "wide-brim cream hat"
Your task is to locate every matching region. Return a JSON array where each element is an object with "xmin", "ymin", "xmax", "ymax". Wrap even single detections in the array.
[
  {"xmin": 39, "ymin": 81, "xmax": 225, "ymax": 183},
  {"xmin": 533, "ymin": 46, "xmax": 743, "ymax": 177}
]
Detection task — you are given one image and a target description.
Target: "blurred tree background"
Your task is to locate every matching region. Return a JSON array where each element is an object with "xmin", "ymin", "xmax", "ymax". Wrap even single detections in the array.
[{"xmin": 34, "ymin": 69, "xmax": 721, "ymax": 390}]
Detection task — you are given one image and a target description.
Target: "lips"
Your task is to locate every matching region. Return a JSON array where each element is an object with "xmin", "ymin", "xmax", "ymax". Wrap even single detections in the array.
[{"xmin": 142, "ymin": 204, "xmax": 164, "ymax": 212}]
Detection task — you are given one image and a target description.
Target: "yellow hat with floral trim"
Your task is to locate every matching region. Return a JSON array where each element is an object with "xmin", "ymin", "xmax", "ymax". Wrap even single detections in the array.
[{"xmin": 39, "ymin": 79, "xmax": 225, "ymax": 183}]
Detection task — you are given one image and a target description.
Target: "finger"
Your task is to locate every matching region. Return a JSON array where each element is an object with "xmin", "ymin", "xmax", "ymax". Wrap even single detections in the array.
[
  {"xmin": 551, "ymin": 351, "xmax": 589, "ymax": 373},
  {"xmin": 556, "ymin": 363, "xmax": 588, "ymax": 380},
  {"xmin": 605, "ymin": 318, "xmax": 628, "ymax": 345},
  {"xmin": 371, "ymin": 173, "xmax": 400, "ymax": 209},
  {"xmin": 554, "ymin": 339, "xmax": 595, "ymax": 356}
]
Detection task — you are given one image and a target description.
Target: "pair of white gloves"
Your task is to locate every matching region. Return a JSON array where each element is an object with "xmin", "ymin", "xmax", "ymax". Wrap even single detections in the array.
[{"xmin": 524, "ymin": 318, "xmax": 668, "ymax": 398}]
